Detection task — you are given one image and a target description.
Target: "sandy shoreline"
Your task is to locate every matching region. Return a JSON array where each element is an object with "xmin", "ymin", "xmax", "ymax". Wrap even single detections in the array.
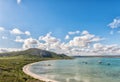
[{"xmin": 23, "ymin": 62, "xmax": 58, "ymax": 82}]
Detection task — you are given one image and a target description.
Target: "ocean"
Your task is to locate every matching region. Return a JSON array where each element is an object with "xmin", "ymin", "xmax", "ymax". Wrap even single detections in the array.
[{"xmin": 30, "ymin": 58, "xmax": 120, "ymax": 82}]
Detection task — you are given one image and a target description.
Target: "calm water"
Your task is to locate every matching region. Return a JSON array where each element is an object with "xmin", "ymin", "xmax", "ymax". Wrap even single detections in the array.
[{"xmin": 30, "ymin": 58, "xmax": 120, "ymax": 82}]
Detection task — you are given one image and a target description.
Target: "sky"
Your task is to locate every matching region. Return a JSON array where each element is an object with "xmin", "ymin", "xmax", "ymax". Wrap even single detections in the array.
[{"xmin": 1, "ymin": 0, "xmax": 120, "ymax": 55}]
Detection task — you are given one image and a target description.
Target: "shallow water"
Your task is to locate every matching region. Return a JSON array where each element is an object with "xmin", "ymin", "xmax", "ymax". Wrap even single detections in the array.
[{"xmin": 30, "ymin": 58, "xmax": 120, "ymax": 82}]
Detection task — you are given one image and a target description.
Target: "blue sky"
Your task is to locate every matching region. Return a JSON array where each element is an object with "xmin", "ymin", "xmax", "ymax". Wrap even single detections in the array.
[{"xmin": 0, "ymin": 0, "xmax": 120, "ymax": 55}]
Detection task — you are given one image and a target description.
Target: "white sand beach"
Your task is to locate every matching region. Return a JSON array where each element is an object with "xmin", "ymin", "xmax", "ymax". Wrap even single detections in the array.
[{"xmin": 23, "ymin": 62, "xmax": 58, "ymax": 82}]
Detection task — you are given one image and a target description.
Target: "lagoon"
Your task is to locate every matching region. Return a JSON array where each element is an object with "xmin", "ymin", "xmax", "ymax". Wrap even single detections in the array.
[{"xmin": 30, "ymin": 58, "xmax": 120, "ymax": 82}]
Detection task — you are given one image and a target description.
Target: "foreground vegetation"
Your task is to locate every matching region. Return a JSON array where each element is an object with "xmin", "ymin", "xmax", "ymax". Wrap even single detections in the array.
[
  {"xmin": 0, "ymin": 56, "xmax": 70, "ymax": 82},
  {"xmin": 0, "ymin": 48, "xmax": 71, "ymax": 82},
  {"xmin": 0, "ymin": 55, "xmax": 46, "ymax": 82}
]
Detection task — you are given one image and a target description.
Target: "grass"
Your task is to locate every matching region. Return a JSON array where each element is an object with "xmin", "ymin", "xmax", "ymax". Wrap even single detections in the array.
[
  {"xmin": 0, "ymin": 49, "xmax": 72, "ymax": 82},
  {"xmin": 0, "ymin": 55, "xmax": 48, "ymax": 82}
]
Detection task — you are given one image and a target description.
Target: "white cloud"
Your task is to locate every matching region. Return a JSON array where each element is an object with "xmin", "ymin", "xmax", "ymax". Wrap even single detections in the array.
[
  {"xmin": 25, "ymin": 31, "xmax": 31, "ymax": 36},
  {"xmin": 108, "ymin": 18, "xmax": 120, "ymax": 28},
  {"xmin": 90, "ymin": 37, "xmax": 103, "ymax": 42},
  {"xmin": 17, "ymin": 0, "xmax": 21, "ymax": 4},
  {"xmin": 69, "ymin": 36, "xmax": 89, "ymax": 47},
  {"xmin": 0, "ymin": 27, "xmax": 5, "ymax": 32},
  {"xmin": 65, "ymin": 35, "xmax": 70, "ymax": 40},
  {"xmin": 32, "ymin": 31, "xmax": 117, "ymax": 55},
  {"xmin": 10, "ymin": 28, "xmax": 31, "ymax": 36},
  {"xmin": 39, "ymin": 32, "xmax": 59, "ymax": 43},
  {"xmin": 38, "ymin": 32, "xmax": 61, "ymax": 52},
  {"xmin": 81, "ymin": 30, "xmax": 89, "ymax": 35},
  {"xmin": 0, "ymin": 48, "xmax": 22, "ymax": 53},
  {"xmin": 92, "ymin": 43, "xmax": 120, "ymax": 55},
  {"xmin": 68, "ymin": 30, "xmax": 80, "ymax": 35},
  {"xmin": 68, "ymin": 32, "xmax": 97, "ymax": 48},
  {"xmin": 93, "ymin": 43, "xmax": 104, "ymax": 50},
  {"xmin": 14, "ymin": 36, "xmax": 24, "ymax": 42},
  {"xmin": 10, "ymin": 28, "xmax": 24, "ymax": 35},
  {"xmin": 14, "ymin": 36, "xmax": 39, "ymax": 49},
  {"xmin": 64, "ymin": 31, "xmax": 106, "ymax": 55},
  {"xmin": 1, "ymin": 30, "xmax": 120, "ymax": 56},
  {"xmin": 23, "ymin": 38, "xmax": 39, "ymax": 48}
]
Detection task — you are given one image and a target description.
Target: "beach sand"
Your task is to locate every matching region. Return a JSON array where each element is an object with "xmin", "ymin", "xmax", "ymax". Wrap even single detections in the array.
[{"xmin": 23, "ymin": 62, "xmax": 58, "ymax": 82}]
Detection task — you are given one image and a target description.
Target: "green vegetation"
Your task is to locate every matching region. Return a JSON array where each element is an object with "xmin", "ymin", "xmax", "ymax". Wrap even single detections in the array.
[
  {"xmin": 0, "ymin": 48, "xmax": 71, "ymax": 82},
  {"xmin": 0, "ymin": 48, "xmax": 71, "ymax": 59},
  {"xmin": 0, "ymin": 56, "xmax": 44, "ymax": 82}
]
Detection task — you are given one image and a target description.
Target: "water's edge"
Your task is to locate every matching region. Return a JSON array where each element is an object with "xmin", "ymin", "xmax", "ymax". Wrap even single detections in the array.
[
  {"xmin": 22, "ymin": 61, "xmax": 59, "ymax": 82},
  {"xmin": 23, "ymin": 58, "xmax": 120, "ymax": 82}
]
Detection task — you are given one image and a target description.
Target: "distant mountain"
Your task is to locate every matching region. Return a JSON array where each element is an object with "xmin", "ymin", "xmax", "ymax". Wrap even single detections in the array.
[{"xmin": 0, "ymin": 48, "xmax": 71, "ymax": 59}]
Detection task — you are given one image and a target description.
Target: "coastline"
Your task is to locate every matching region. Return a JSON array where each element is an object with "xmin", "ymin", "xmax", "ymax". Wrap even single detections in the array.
[{"xmin": 23, "ymin": 61, "xmax": 59, "ymax": 82}]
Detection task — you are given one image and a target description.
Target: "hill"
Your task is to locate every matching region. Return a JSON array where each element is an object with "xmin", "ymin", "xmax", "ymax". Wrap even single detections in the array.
[{"xmin": 0, "ymin": 48, "xmax": 70, "ymax": 59}]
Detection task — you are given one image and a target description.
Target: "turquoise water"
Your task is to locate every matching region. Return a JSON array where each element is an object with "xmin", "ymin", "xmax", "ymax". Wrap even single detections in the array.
[{"xmin": 30, "ymin": 58, "xmax": 120, "ymax": 82}]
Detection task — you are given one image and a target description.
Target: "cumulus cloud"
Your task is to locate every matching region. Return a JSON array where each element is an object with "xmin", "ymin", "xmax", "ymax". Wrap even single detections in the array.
[
  {"xmin": 14, "ymin": 36, "xmax": 24, "ymax": 42},
  {"xmin": 69, "ymin": 36, "xmax": 89, "ymax": 47},
  {"xmin": 90, "ymin": 37, "xmax": 103, "ymax": 42},
  {"xmin": 1, "ymin": 29, "xmax": 120, "ymax": 56},
  {"xmin": 0, "ymin": 27, "xmax": 5, "ymax": 32},
  {"xmin": 10, "ymin": 28, "xmax": 31, "ymax": 36},
  {"xmin": 92, "ymin": 43, "xmax": 120, "ymax": 55},
  {"xmin": 93, "ymin": 43, "xmax": 104, "ymax": 50},
  {"xmin": 23, "ymin": 38, "xmax": 39, "ymax": 48},
  {"xmin": 39, "ymin": 32, "xmax": 60, "ymax": 43},
  {"xmin": 81, "ymin": 30, "xmax": 89, "ymax": 35},
  {"xmin": 108, "ymin": 18, "xmax": 120, "ymax": 28},
  {"xmin": 14, "ymin": 36, "xmax": 39, "ymax": 49},
  {"xmin": 19, "ymin": 31, "xmax": 117, "ymax": 56},
  {"xmin": 68, "ymin": 30, "xmax": 80, "ymax": 35},
  {"xmin": 37, "ymin": 31, "xmax": 105, "ymax": 55},
  {"xmin": 25, "ymin": 31, "xmax": 31, "ymax": 36},
  {"xmin": 68, "ymin": 32, "xmax": 100, "ymax": 48},
  {"xmin": 10, "ymin": 28, "xmax": 24, "ymax": 35},
  {"xmin": 38, "ymin": 32, "xmax": 61, "ymax": 52}
]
